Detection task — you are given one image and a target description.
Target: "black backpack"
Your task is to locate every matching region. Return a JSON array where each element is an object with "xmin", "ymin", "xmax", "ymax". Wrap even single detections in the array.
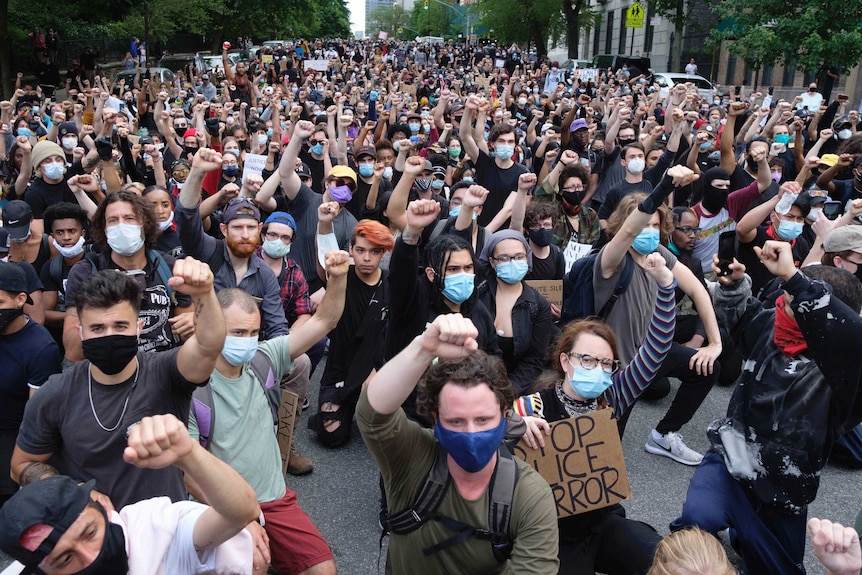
[
  {"xmin": 560, "ymin": 252, "xmax": 634, "ymax": 324},
  {"xmin": 384, "ymin": 445, "xmax": 519, "ymax": 562}
]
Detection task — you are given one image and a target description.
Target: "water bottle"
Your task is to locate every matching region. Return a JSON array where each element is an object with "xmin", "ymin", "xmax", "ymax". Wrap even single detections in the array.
[{"xmin": 775, "ymin": 191, "xmax": 798, "ymax": 215}]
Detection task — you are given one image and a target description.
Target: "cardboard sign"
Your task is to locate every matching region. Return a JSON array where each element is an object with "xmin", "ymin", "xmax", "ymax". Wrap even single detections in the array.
[
  {"xmin": 475, "ymin": 75, "xmax": 491, "ymax": 89},
  {"xmin": 563, "ymin": 241, "xmax": 593, "ymax": 273},
  {"xmin": 526, "ymin": 279, "xmax": 563, "ymax": 309},
  {"xmin": 305, "ymin": 59, "xmax": 330, "ymax": 72},
  {"xmin": 277, "ymin": 390, "xmax": 299, "ymax": 475},
  {"xmin": 402, "ymin": 83, "xmax": 417, "ymax": 97},
  {"xmin": 495, "ymin": 58, "xmax": 506, "ymax": 69},
  {"xmin": 242, "ymin": 153, "xmax": 268, "ymax": 183},
  {"xmin": 513, "ymin": 409, "xmax": 631, "ymax": 517},
  {"xmin": 378, "ymin": 31, "xmax": 388, "ymax": 40}
]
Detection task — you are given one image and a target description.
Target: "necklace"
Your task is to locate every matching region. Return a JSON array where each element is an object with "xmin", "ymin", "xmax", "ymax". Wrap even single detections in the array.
[{"xmin": 88, "ymin": 359, "xmax": 139, "ymax": 432}]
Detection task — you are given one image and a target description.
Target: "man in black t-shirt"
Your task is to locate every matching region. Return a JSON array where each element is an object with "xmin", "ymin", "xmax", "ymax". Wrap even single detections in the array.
[{"xmin": 11, "ymin": 259, "xmax": 226, "ymax": 509}]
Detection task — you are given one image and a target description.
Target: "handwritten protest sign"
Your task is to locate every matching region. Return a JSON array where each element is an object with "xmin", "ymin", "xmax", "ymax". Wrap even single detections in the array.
[
  {"xmin": 277, "ymin": 390, "xmax": 299, "ymax": 475},
  {"xmin": 513, "ymin": 409, "xmax": 631, "ymax": 517},
  {"xmin": 305, "ymin": 59, "xmax": 329, "ymax": 72},
  {"xmin": 563, "ymin": 241, "xmax": 592, "ymax": 273},
  {"xmin": 242, "ymin": 153, "xmax": 268, "ymax": 183},
  {"xmin": 526, "ymin": 280, "xmax": 563, "ymax": 309},
  {"xmin": 262, "ymin": 54, "xmax": 274, "ymax": 65}
]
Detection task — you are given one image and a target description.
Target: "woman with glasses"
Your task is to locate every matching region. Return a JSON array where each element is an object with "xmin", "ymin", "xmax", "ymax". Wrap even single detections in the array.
[
  {"xmin": 477, "ymin": 230, "xmax": 553, "ymax": 395},
  {"xmin": 515, "ymin": 251, "xmax": 677, "ymax": 575}
]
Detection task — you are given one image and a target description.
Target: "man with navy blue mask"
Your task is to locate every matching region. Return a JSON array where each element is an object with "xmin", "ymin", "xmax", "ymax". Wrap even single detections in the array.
[{"xmin": 359, "ymin": 314, "xmax": 558, "ymax": 574}]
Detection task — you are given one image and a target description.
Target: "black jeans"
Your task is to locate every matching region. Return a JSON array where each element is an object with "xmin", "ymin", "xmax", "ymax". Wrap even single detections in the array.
[{"xmin": 617, "ymin": 341, "xmax": 718, "ymax": 437}]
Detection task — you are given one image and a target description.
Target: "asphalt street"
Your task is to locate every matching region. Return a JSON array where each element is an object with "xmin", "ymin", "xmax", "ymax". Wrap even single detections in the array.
[{"xmin": 2, "ymin": 360, "xmax": 860, "ymax": 574}]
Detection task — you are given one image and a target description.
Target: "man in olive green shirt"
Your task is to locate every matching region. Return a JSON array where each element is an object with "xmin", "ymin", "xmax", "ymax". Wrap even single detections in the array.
[{"xmin": 357, "ymin": 314, "xmax": 559, "ymax": 574}]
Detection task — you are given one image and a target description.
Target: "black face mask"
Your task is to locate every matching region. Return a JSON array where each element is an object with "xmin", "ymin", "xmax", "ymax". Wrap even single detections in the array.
[
  {"xmin": 74, "ymin": 503, "xmax": 129, "ymax": 575},
  {"xmin": 528, "ymin": 228, "xmax": 554, "ymax": 247},
  {"xmin": 561, "ymin": 190, "xmax": 584, "ymax": 207},
  {"xmin": 701, "ymin": 167, "xmax": 731, "ymax": 214},
  {"xmin": 175, "ymin": 126, "xmax": 187, "ymax": 138},
  {"xmin": 617, "ymin": 138, "xmax": 635, "ymax": 149},
  {"xmin": 184, "ymin": 146, "xmax": 199, "ymax": 157},
  {"xmin": 0, "ymin": 308, "xmax": 24, "ymax": 334},
  {"xmin": 82, "ymin": 334, "xmax": 138, "ymax": 375}
]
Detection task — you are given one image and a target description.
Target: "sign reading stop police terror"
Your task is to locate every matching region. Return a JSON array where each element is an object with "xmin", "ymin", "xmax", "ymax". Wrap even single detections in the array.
[{"xmin": 513, "ymin": 409, "xmax": 631, "ymax": 517}]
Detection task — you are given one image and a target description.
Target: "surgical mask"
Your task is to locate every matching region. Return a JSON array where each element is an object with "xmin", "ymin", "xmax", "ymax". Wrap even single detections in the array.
[
  {"xmin": 223, "ymin": 165, "xmax": 239, "ymax": 177},
  {"xmin": 449, "ymin": 147, "xmax": 461, "ymax": 158},
  {"xmin": 0, "ymin": 308, "xmax": 24, "ymax": 334},
  {"xmin": 807, "ymin": 207, "xmax": 822, "ymax": 221},
  {"xmin": 222, "ymin": 335, "xmax": 259, "ymax": 366},
  {"xmin": 52, "ymin": 236, "xmax": 85, "ymax": 258},
  {"xmin": 626, "ymin": 157, "xmax": 645, "ymax": 175},
  {"xmin": 266, "ymin": 128, "xmax": 274, "ymax": 137},
  {"xmin": 838, "ymin": 129, "xmax": 852, "ymax": 140},
  {"xmin": 106, "ymin": 223, "xmax": 144, "ymax": 256},
  {"xmin": 518, "ymin": 97, "xmax": 527, "ymax": 106},
  {"xmin": 393, "ymin": 140, "xmax": 401, "ymax": 152},
  {"xmin": 156, "ymin": 142, "xmax": 165, "ymax": 151},
  {"xmin": 431, "ymin": 179, "xmax": 444, "ymax": 190},
  {"xmin": 632, "ymin": 228, "xmax": 659, "ymax": 255},
  {"xmin": 433, "ymin": 416, "xmax": 507, "ymax": 473},
  {"xmin": 528, "ymin": 228, "xmax": 554, "ymax": 247},
  {"xmin": 423, "ymin": 124, "xmax": 431, "ymax": 134},
  {"xmin": 225, "ymin": 148, "xmax": 240, "ymax": 158},
  {"xmin": 311, "ymin": 143, "xmax": 325, "ymax": 156},
  {"xmin": 774, "ymin": 134, "xmax": 790, "ymax": 145},
  {"xmin": 441, "ymin": 272, "xmax": 475, "ymax": 304},
  {"xmin": 776, "ymin": 219, "xmax": 803, "ymax": 241},
  {"xmin": 568, "ymin": 363, "xmax": 613, "ymax": 399},
  {"xmin": 771, "ymin": 171, "xmax": 782, "ymax": 182},
  {"xmin": 226, "ymin": 116, "xmax": 235, "ymax": 125},
  {"xmin": 383, "ymin": 166, "xmax": 393, "ymax": 179},
  {"xmin": 409, "ymin": 122, "xmax": 421, "ymax": 133},
  {"xmin": 495, "ymin": 260, "xmax": 528, "ymax": 284},
  {"xmin": 449, "ymin": 205, "xmax": 476, "ymax": 220},
  {"xmin": 699, "ymin": 141, "xmax": 712, "ymax": 152},
  {"xmin": 157, "ymin": 212, "xmax": 174, "ymax": 232},
  {"xmin": 462, "ymin": 176, "xmax": 474, "ymax": 183},
  {"xmin": 359, "ymin": 164, "xmax": 374, "ymax": 177},
  {"xmin": 82, "ymin": 334, "xmax": 138, "ymax": 375},
  {"xmin": 495, "ymin": 145, "xmax": 514, "ymax": 161},
  {"xmin": 61, "ymin": 136, "xmax": 78, "ymax": 150},
  {"xmin": 329, "ymin": 184, "xmax": 353, "ymax": 203},
  {"xmin": 257, "ymin": 134, "xmax": 268, "ymax": 146},
  {"xmin": 43, "ymin": 162, "xmax": 65, "ymax": 180},
  {"xmin": 263, "ymin": 238, "xmax": 291, "ymax": 258},
  {"xmin": 17, "ymin": 128, "xmax": 32, "ymax": 138}
]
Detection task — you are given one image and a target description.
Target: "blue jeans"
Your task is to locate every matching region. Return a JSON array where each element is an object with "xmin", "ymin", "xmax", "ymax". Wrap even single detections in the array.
[{"xmin": 670, "ymin": 450, "xmax": 807, "ymax": 574}]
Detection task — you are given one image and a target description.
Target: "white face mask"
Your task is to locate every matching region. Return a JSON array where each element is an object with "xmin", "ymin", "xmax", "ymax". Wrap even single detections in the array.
[
  {"xmin": 807, "ymin": 207, "xmax": 822, "ymax": 221},
  {"xmin": 838, "ymin": 129, "xmax": 853, "ymax": 140},
  {"xmin": 257, "ymin": 134, "xmax": 268, "ymax": 146},
  {"xmin": 626, "ymin": 157, "xmax": 645, "ymax": 175},
  {"xmin": 52, "ymin": 236, "xmax": 85, "ymax": 258},
  {"xmin": 61, "ymin": 137, "xmax": 78, "ymax": 151},
  {"xmin": 106, "ymin": 223, "xmax": 144, "ymax": 256},
  {"xmin": 157, "ymin": 211, "xmax": 174, "ymax": 232}
]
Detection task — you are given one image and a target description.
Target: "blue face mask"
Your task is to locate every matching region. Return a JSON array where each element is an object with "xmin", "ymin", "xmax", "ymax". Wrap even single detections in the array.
[
  {"xmin": 423, "ymin": 124, "xmax": 431, "ymax": 134},
  {"xmin": 699, "ymin": 141, "xmax": 712, "ymax": 152},
  {"xmin": 495, "ymin": 260, "xmax": 528, "ymax": 284},
  {"xmin": 449, "ymin": 205, "xmax": 477, "ymax": 220},
  {"xmin": 431, "ymin": 179, "xmax": 444, "ymax": 190},
  {"xmin": 358, "ymin": 164, "xmax": 374, "ymax": 177},
  {"xmin": 221, "ymin": 335, "xmax": 259, "ymax": 366},
  {"xmin": 434, "ymin": 415, "xmax": 507, "ymax": 473},
  {"xmin": 223, "ymin": 165, "xmax": 238, "ymax": 177},
  {"xmin": 567, "ymin": 363, "xmax": 613, "ymax": 399},
  {"xmin": 776, "ymin": 219, "xmax": 803, "ymax": 241},
  {"xmin": 441, "ymin": 272, "xmax": 475, "ymax": 304},
  {"xmin": 632, "ymin": 228, "xmax": 660, "ymax": 255},
  {"xmin": 266, "ymin": 128, "xmax": 273, "ymax": 137},
  {"xmin": 16, "ymin": 127, "xmax": 31, "ymax": 138},
  {"xmin": 774, "ymin": 134, "xmax": 790, "ymax": 145},
  {"xmin": 495, "ymin": 145, "xmax": 515, "ymax": 161},
  {"xmin": 310, "ymin": 143, "xmax": 325, "ymax": 155},
  {"xmin": 462, "ymin": 176, "xmax": 474, "ymax": 183},
  {"xmin": 409, "ymin": 122, "xmax": 421, "ymax": 133},
  {"xmin": 262, "ymin": 238, "xmax": 291, "ymax": 259}
]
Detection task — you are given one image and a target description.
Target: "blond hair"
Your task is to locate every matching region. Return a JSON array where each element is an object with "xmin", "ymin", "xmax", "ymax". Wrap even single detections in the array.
[{"xmin": 647, "ymin": 528, "xmax": 738, "ymax": 575}]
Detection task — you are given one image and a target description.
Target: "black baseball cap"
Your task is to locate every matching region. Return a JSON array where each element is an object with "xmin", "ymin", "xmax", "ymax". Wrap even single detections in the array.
[
  {"xmin": 2, "ymin": 200, "xmax": 34, "ymax": 241},
  {"xmin": 295, "ymin": 163, "xmax": 312, "ymax": 180},
  {"xmin": 0, "ymin": 261, "xmax": 33, "ymax": 304},
  {"xmin": 0, "ymin": 477, "xmax": 97, "ymax": 573}
]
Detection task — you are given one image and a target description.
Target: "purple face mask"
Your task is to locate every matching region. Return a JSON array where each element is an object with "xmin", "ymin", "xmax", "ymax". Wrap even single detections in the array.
[{"xmin": 330, "ymin": 184, "xmax": 353, "ymax": 203}]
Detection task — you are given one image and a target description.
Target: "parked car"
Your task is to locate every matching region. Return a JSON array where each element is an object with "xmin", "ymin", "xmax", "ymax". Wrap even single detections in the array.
[
  {"xmin": 113, "ymin": 67, "xmax": 174, "ymax": 86},
  {"xmin": 262, "ymin": 40, "xmax": 290, "ymax": 51},
  {"xmin": 158, "ymin": 53, "xmax": 208, "ymax": 75},
  {"xmin": 591, "ymin": 54, "xmax": 652, "ymax": 75},
  {"xmin": 651, "ymin": 72, "xmax": 717, "ymax": 101}
]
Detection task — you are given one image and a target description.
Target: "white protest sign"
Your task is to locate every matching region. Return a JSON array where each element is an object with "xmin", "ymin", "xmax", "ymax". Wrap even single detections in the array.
[
  {"xmin": 242, "ymin": 154, "xmax": 268, "ymax": 183},
  {"xmin": 305, "ymin": 59, "xmax": 329, "ymax": 72},
  {"xmin": 564, "ymin": 240, "xmax": 593, "ymax": 273}
]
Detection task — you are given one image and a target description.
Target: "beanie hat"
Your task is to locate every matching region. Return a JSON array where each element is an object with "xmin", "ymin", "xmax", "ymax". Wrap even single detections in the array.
[{"xmin": 31, "ymin": 141, "xmax": 65, "ymax": 173}]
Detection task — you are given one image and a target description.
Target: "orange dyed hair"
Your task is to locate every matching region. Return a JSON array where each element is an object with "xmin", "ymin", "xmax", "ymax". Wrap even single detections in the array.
[{"xmin": 352, "ymin": 219, "xmax": 395, "ymax": 251}]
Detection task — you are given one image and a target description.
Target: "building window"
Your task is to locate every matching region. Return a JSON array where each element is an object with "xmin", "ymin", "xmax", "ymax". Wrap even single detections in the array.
[
  {"xmin": 606, "ymin": 10, "xmax": 614, "ymax": 53},
  {"xmin": 744, "ymin": 65, "xmax": 753, "ymax": 85},
  {"xmin": 782, "ymin": 60, "xmax": 796, "ymax": 86},
  {"xmin": 725, "ymin": 54, "xmax": 736, "ymax": 85},
  {"xmin": 762, "ymin": 65, "xmax": 773, "ymax": 86},
  {"xmin": 618, "ymin": 8, "xmax": 628, "ymax": 53},
  {"xmin": 593, "ymin": 15, "xmax": 601, "ymax": 57}
]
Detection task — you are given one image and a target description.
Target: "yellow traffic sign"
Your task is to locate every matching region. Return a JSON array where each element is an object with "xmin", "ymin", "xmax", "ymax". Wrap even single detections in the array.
[{"xmin": 626, "ymin": 2, "xmax": 645, "ymax": 28}]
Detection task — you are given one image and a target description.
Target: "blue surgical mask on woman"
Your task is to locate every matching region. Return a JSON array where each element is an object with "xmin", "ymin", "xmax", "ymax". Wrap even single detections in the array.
[
  {"xmin": 632, "ymin": 228, "xmax": 660, "ymax": 255},
  {"xmin": 222, "ymin": 335, "xmax": 259, "ymax": 366},
  {"xmin": 442, "ymin": 272, "xmax": 475, "ymax": 304},
  {"xmin": 433, "ymin": 415, "xmax": 507, "ymax": 472},
  {"xmin": 567, "ymin": 363, "xmax": 613, "ymax": 399},
  {"xmin": 495, "ymin": 260, "xmax": 528, "ymax": 284},
  {"xmin": 776, "ymin": 219, "xmax": 803, "ymax": 241}
]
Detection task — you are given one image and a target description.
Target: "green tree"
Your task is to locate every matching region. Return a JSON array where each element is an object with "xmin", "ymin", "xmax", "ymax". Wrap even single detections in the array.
[
  {"xmin": 120, "ymin": 0, "xmax": 226, "ymax": 50},
  {"xmin": 476, "ymin": 0, "xmax": 563, "ymax": 56},
  {"xmin": 648, "ymin": 0, "xmax": 689, "ymax": 72},
  {"xmin": 368, "ymin": 5, "xmax": 411, "ymax": 37},
  {"xmin": 710, "ymin": 0, "xmax": 862, "ymax": 77},
  {"xmin": 408, "ymin": 1, "xmax": 451, "ymax": 37},
  {"xmin": 315, "ymin": 0, "xmax": 351, "ymax": 38}
]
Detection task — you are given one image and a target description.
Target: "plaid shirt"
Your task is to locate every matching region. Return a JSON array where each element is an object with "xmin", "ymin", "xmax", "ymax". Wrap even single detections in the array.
[{"xmin": 256, "ymin": 247, "xmax": 313, "ymax": 326}]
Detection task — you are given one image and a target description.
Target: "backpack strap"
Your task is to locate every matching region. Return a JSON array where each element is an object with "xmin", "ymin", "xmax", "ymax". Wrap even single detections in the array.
[
  {"xmin": 386, "ymin": 444, "xmax": 450, "ymax": 534},
  {"xmin": 595, "ymin": 252, "xmax": 634, "ymax": 319},
  {"xmin": 146, "ymin": 249, "xmax": 176, "ymax": 306},
  {"xmin": 191, "ymin": 384, "xmax": 216, "ymax": 450},
  {"xmin": 427, "ymin": 218, "xmax": 450, "ymax": 244},
  {"xmin": 248, "ymin": 350, "xmax": 280, "ymax": 430}
]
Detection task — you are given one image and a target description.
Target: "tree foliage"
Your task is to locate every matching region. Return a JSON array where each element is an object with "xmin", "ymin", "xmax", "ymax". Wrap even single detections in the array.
[
  {"xmin": 408, "ymin": 1, "xmax": 453, "ymax": 37},
  {"xmin": 710, "ymin": 0, "xmax": 862, "ymax": 73},
  {"xmin": 368, "ymin": 5, "xmax": 412, "ymax": 38}
]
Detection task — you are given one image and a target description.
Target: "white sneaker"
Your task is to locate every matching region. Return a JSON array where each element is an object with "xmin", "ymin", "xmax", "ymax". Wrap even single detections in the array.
[{"xmin": 645, "ymin": 430, "xmax": 703, "ymax": 466}]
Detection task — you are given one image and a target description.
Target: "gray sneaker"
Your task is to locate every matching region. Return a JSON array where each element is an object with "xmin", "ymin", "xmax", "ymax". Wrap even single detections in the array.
[{"xmin": 645, "ymin": 430, "xmax": 703, "ymax": 466}]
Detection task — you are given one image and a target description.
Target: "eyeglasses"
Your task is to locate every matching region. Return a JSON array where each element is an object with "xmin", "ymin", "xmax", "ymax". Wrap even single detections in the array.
[
  {"xmin": 568, "ymin": 352, "xmax": 620, "ymax": 374},
  {"xmin": 674, "ymin": 226, "xmax": 701, "ymax": 236},
  {"xmin": 491, "ymin": 253, "xmax": 527, "ymax": 264},
  {"xmin": 529, "ymin": 224, "xmax": 554, "ymax": 231},
  {"xmin": 309, "ymin": 139, "xmax": 326, "ymax": 146},
  {"xmin": 228, "ymin": 197, "xmax": 256, "ymax": 207},
  {"xmin": 265, "ymin": 231, "xmax": 293, "ymax": 243},
  {"xmin": 561, "ymin": 185, "xmax": 584, "ymax": 193}
]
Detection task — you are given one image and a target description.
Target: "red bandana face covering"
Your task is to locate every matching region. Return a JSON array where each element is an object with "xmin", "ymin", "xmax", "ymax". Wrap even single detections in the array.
[{"xmin": 774, "ymin": 294, "xmax": 807, "ymax": 357}]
